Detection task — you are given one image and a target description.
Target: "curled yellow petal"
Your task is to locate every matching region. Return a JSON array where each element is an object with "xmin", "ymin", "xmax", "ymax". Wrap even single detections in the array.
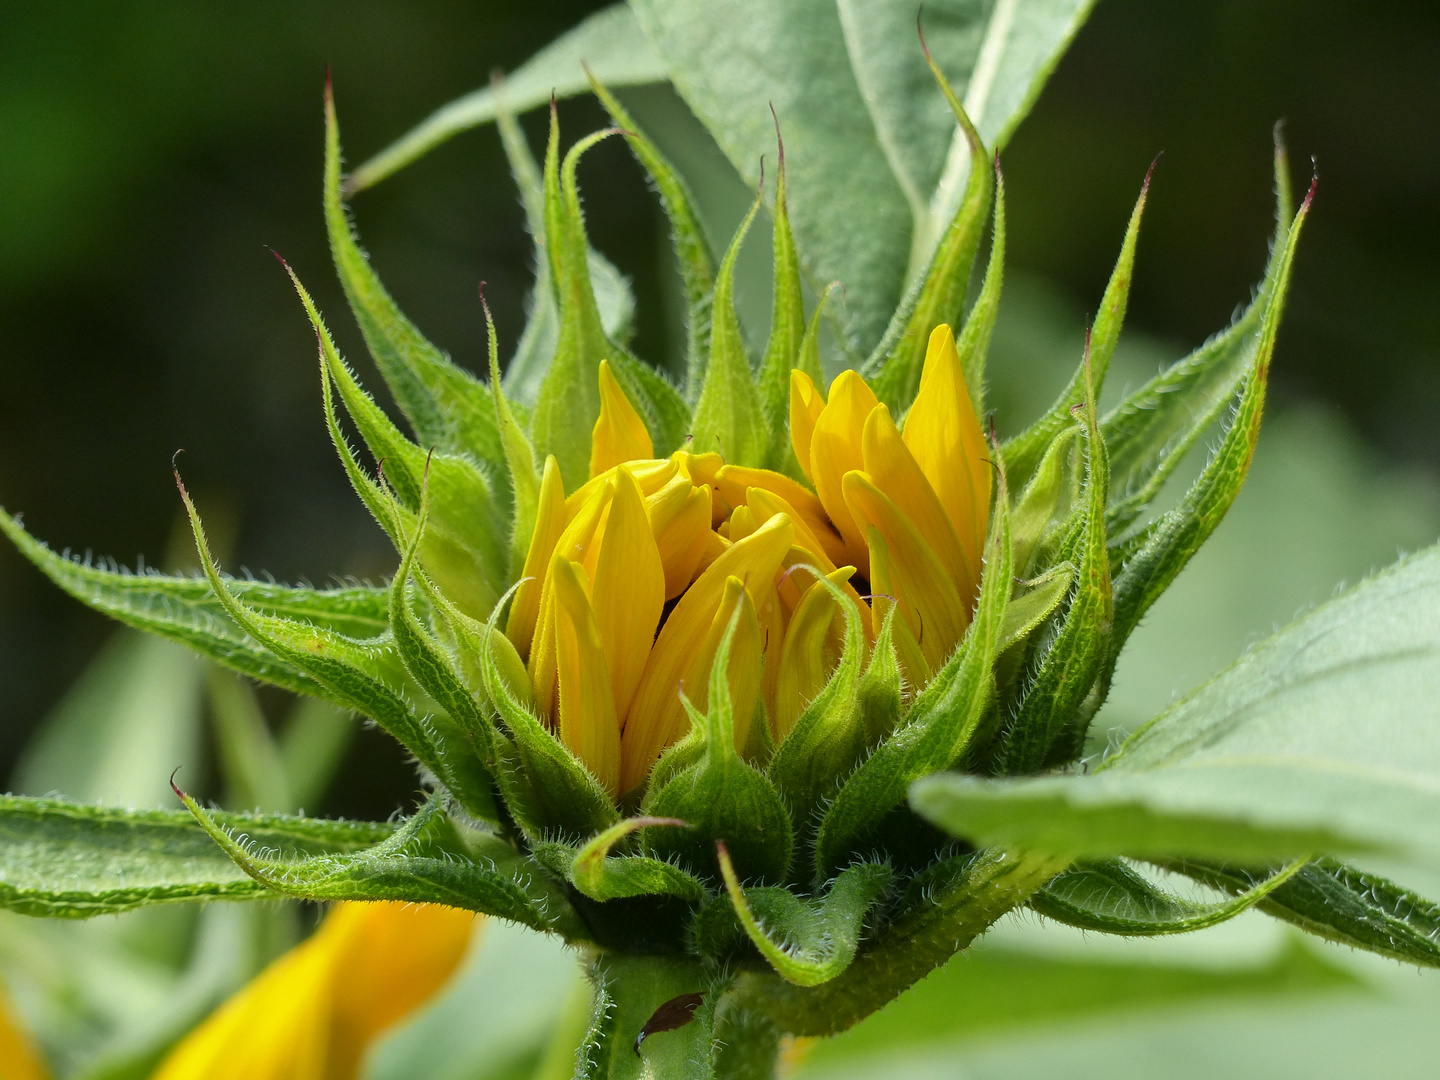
[
  {"xmin": 789, "ymin": 369, "xmax": 826, "ymax": 483},
  {"xmin": 647, "ymin": 478, "xmax": 713, "ymax": 599},
  {"xmin": 590, "ymin": 360, "xmax": 654, "ymax": 479},
  {"xmin": 591, "ymin": 468, "xmax": 665, "ymax": 724},
  {"xmin": 902, "ymin": 324, "xmax": 992, "ymax": 578},
  {"xmin": 566, "ymin": 456, "xmax": 676, "ymax": 513},
  {"xmin": 808, "ymin": 370, "xmax": 877, "ymax": 569},
  {"xmin": 861, "ymin": 402, "xmax": 978, "ymax": 604},
  {"xmin": 727, "ymin": 504, "xmax": 759, "ymax": 542},
  {"xmin": 153, "ymin": 901, "xmax": 474, "ymax": 1080},
  {"xmin": 505, "ymin": 455, "xmax": 566, "ymax": 659},
  {"xmin": 773, "ymin": 567, "xmax": 856, "ymax": 742},
  {"xmin": 620, "ymin": 513, "xmax": 795, "ymax": 793},
  {"xmin": 716, "ymin": 463, "xmax": 847, "ymax": 566},
  {"xmin": 843, "ymin": 471, "xmax": 967, "ymax": 674},
  {"xmin": 552, "ymin": 554, "xmax": 623, "ymax": 795},
  {"xmin": 675, "ymin": 450, "xmax": 729, "ymax": 525}
]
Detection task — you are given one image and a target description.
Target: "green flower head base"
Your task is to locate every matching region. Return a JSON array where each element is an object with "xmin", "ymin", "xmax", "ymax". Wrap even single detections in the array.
[{"xmin": 16, "ymin": 43, "xmax": 1426, "ymax": 1080}]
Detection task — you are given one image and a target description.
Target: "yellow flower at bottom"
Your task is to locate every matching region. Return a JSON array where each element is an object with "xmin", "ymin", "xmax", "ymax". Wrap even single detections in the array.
[
  {"xmin": 151, "ymin": 902, "xmax": 475, "ymax": 1080},
  {"xmin": 0, "ymin": 979, "xmax": 47, "ymax": 1080}
]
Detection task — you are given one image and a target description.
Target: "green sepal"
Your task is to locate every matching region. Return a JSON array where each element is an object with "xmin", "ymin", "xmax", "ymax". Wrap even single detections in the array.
[
  {"xmin": 532, "ymin": 116, "xmax": 623, "ymax": 489},
  {"xmin": 1102, "ymin": 141, "xmax": 1297, "ymax": 539},
  {"xmin": 776, "ymin": 282, "xmax": 841, "ymax": 482},
  {"xmin": 1107, "ymin": 183, "xmax": 1312, "ymax": 671},
  {"xmin": 1002, "ymin": 164, "xmax": 1152, "ymax": 488},
  {"xmin": 768, "ymin": 575, "xmax": 868, "ymax": 847},
  {"xmin": 688, "ymin": 188, "xmax": 769, "ymax": 465},
  {"xmin": 712, "ymin": 842, "xmax": 892, "ymax": 986},
  {"xmin": 0, "ymin": 509, "xmax": 386, "ymax": 701},
  {"xmin": 643, "ymin": 607, "xmax": 794, "ymax": 885},
  {"xmin": 1033, "ymin": 857, "xmax": 1305, "ymax": 936},
  {"xmin": 324, "ymin": 83, "xmax": 504, "ymax": 470},
  {"xmin": 999, "ymin": 563, "xmax": 1076, "ymax": 656},
  {"xmin": 291, "ymin": 264, "xmax": 507, "ymax": 619},
  {"xmin": 483, "ymin": 298, "xmax": 542, "ymax": 582},
  {"xmin": 557, "ymin": 816, "xmax": 707, "ymax": 903},
  {"xmin": 1010, "ymin": 425, "xmax": 1079, "ymax": 577},
  {"xmin": 0, "ymin": 795, "xmax": 390, "ymax": 918},
  {"xmin": 814, "ymin": 459, "xmax": 1012, "ymax": 878},
  {"xmin": 864, "ymin": 53, "xmax": 992, "ymax": 412},
  {"xmin": 856, "ymin": 608, "xmax": 904, "ymax": 747},
  {"xmin": 588, "ymin": 70, "xmax": 717, "ymax": 397},
  {"xmin": 757, "ymin": 133, "xmax": 806, "ymax": 466},
  {"xmin": 176, "ymin": 477, "xmax": 472, "ymax": 814},
  {"xmin": 995, "ymin": 351, "xmax": 1111, "ymax": 773},
  {"xmin": 1176, "ymin": 857, "xmax": 1440, "ymax": 969},
  {"xmin": 477, "ymin": 594, "xmax": 620, "ymax": 839},
  {"xmin": 177, "ymin": 791, "xmax": 574, "ymax": 935}
]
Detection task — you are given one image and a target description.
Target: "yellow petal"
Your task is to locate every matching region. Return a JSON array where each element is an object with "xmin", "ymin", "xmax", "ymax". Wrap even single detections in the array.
[
  {"xmin": 505, "ymin": 455, "xmax": 566, "ymax": 659},
  {"xmin": 0, "ymin": 980, "xmax": 47, "ymax": 1080},
  {"xmin": 716, "ymin": 463, "xmax": 847, "ymax": 566},
  {"xmin": 861, "ymin": 402, "xmax": 978, "ymax": 603},
  {"xmin": 620, "ymin": 513, "xmax": 794, "ymax": 793},
  {"xmin": 689, "ymin": 575, "xmax": 764, "ymax": 759},
  {"xmin": 592, "ymin": 469, "xmax": 665, "ymax": 723},
  {"xmin": 808, "ymin": 370, "xmax": 877, "ymax": 568},
  {"xmin": 843, "ymin": 471, "xmax": 967, "ymax": 674},
  {"xmin": 902, "ymin": 324, "xmax": 992, "ymax": 580},
  {"xmin": 727, "ymin": 504, "xmax": 759, "ymax": 542},
  {"xmin": 590, "ymin": 360, "xmax": 654, "ymax": 479},
  {"xmin": 675, "ymin": 450, "xmax": 731, "ymax": 524},
  {"xmin": 744, "ymin": 486, "xmax": 867, "ymax": 620},
  {"xmin": 566, "ymin": 456, "xmax": 676, "ymax": 513},
  {"xmin": 773, "ymin": 567, "xmax": 856, "ymax": 741},
  {"xmin": 649, "ymin": 482, "xmax": 713, "ymax": 599},
  {"xmin": 789, "ymin": 369, "xmax": 826, "ymax": 483},
  {"xmin": 552, "ymin": 554, "xmax": 623, "ymax": 795},
  {"xmin": 153, "ymin": 902, "xmax": 474, "ymax": 1080},
  {"xmin": 866, "ymin": 526, "xmax": 931, "ymax": 689},
  {"xmin": 695, "ymin": 529, "xmax": 731, "ymax": 576},
  {"xmin": 755, "ymin": 579, "xmax": 788, "ymax": 731}
]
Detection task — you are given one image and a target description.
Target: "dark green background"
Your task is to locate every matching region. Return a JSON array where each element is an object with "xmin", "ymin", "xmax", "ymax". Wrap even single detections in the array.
[{"xmin": 2, "ymin": 0, "xmax": 1435, "ymax": 816}]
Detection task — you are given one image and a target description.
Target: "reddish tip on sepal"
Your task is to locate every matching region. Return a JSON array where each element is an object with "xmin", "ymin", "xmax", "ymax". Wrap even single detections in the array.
[
  {"xmin": 1301, "ymin": 170, "xmax": 1319, "ymax": 213},
  {"xmin": 169, "ymin": 767, "xmax": 186, "ymax": 802},
  {"xmin": 916, "ymin": 6, "xmax": 932, "ymax": 61},
  {"xmin": 769, "ymin": 102, "xmax": 786, "ymax": 172},
  {"xmin": 1143, "ymin": 152, "xmax": 1163, "ymax": 193}
]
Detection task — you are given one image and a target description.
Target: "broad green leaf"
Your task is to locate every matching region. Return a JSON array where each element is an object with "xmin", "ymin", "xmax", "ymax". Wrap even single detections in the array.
[
  {"xmin": 1033, "ymin": 858, "xmax": 1304, "ymax": 936},
  {"xmin": 814, "ymin": 456, "xmax": 1011, "ymax": 878},
  {"xmin": 0, "ymin": 796, "xmax": 390, "ymax": 918},
  {"xmin": 0, "ymin": 509, "xmax": 388, "ymax": 700},
  {"xmin": 912, "ymin": 544, "xmax": 1440, "ymax": 868},
  {"xmin": 325, "ymin": 84, "xmax": 503, "ymax": 470},
  {"xmin": 714, "ymin": 845, "xmax": 891, "ymax": 986},
  {"xmin": 347, "ymin": 4, "xmax": 667, "ymax": 192},
  {"xmin": 689, "ymin": 190, "xmax": 769, "ymax": 465},
  {"xmin": 1179, "ymin": 858, "xmax": 1440, "ymax": 969}
]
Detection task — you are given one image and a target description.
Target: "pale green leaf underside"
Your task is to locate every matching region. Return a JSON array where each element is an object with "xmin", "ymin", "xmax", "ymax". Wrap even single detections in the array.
[
  {"xmin": 912, "ymin": 546, "xmax": 1440, "ymax": 867},
  {"xmin": 0, "ymin": 795, "xmax": 392, "ymax": 918}
]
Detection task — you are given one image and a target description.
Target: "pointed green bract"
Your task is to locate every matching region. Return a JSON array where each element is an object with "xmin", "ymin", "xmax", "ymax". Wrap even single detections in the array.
[
  {"xmin": 588, "ymin": 70, "xmax": 717, "ymax": 396},
  {"xmin": 485, "ymin": 299, "xmax": 541, "ymax": 581},
  {"xmin": 1002, "ymin": 165, "xmax": 1152, "ymax": 488},
  {"xmin": 715, "ymin": 843, "xmax": 891, "ymax": 986},
  {"xmin": 644, "ymin": 607, "xmax": 794, "ymax": 885},
  {"xmin": 0, "ymin": 795, "xmax": 391, "ymax": 918},
  {"xmin": 1033, "ymin": 858, "xmax": 1305, "ymax": 935},
  {"xmin": 689, "ymin": 190, "xmax": 770, "ymax": 466},
  {"xmin": 758, "ymin": 137, "xmax": 806, "ymax": 463},
  {"xmin": 563, "ymin": 816, "xmax": 706, "ymax": 903},
  {"xmin": 815, "ymin": 458, "xmax": 1012, "ymax": 877}
]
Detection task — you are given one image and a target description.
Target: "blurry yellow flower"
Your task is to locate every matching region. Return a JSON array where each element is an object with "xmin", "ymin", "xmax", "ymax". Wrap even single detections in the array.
[
  {"xmin": 0, "ymin": 978, "xmax": 47, "ymax": 1080},
  {"xmin": 507, "ymin": 329, "xmax": 989, "ymax": 797},
  {"xmin": 151, "ymin": 901, "xmax": 474, "ymax": 1080}
]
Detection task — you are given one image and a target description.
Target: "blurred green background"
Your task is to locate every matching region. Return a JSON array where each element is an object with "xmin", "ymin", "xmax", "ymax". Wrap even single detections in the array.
[{"xmin": 2, "ymin": 0, "xmax": 1437, "ymax": 820}]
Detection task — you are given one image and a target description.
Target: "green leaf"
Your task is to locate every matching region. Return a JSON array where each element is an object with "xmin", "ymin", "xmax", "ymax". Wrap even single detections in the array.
[
  {"xmin": 689, "ymin": 189, "xmax": 769, "ymax": 465},
  {"xmin": 1002, "ymin": 164, "xmax": 1149, "ymax": 487},
  {"xmin": 177, "ymin": 793, "xmax": 575, "ymax": 935},
  {"xmin": 1106, "ymin": 183, "xmax": 1310, "ymax": 668},
  {"xmin": 0, "ymin": 508, "xmax": 388, "ymax": 699},
  {"xmin": 995, "ymin": 349, "xmax": 1109, "ymax": 773},
  {"xmin": 562, "ymin": 816, "xmax": 706, "ymax": 903},
  {"xmin": 0, "ymin": 795, "xmax": 390, "ymax": 918},
  {"xmin": 1178, "ymin": 858, "xmax": 1440, "ymax": 969},
  {"xmin": 588, "ymin": 70, "xmax": 717, "ymax": 397},
  {"xmin": 714, "ymin": 844, "xmax": 891, "ymax": 986},
  {"xmin": 912, "ymin": 543, "xmax": 1440, "ymax": 868},
  {"xmin": 325, "ymin": 84, "xmax": 503, "ymax": 469},
  {"xmin": 631, "ymin": 0, "xmax": 1093, "ymax": 356},
  {"xmin": 347, "ymin": 4, "xmax": 667, "ymax": 192},
  {"xmin": 644, "ymin": 605, "xmax": 794, "ymax": 885},
  {"xmin": 1032, "ymin": 858, "xmax": 1304, "ymax": 936},
  {"xmin": 813, "ymin": 456, "xmax": 1012, "ymax": 877}
]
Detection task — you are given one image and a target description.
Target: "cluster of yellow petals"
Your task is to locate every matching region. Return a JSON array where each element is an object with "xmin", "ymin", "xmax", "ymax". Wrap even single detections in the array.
[
  {"xmin": 152, "ymin": 902, "xmax": 475, "ymax": 1080},
  {"xmin": 506, "ymin": 326, "xmax": 989, "ymax": 799}
]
